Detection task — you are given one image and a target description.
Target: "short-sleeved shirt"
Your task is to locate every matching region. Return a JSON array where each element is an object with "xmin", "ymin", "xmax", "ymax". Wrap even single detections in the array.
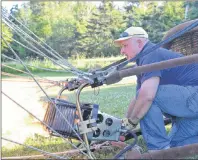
[{"xmin": 136, "ymin": 41, "xmax": 198, "ymax": 92}]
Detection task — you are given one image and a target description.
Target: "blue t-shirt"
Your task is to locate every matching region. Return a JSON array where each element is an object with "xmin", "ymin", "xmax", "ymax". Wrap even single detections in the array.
[{"xmin": 136, "ymin": 41, "xmax": 198, "ymax": 91}]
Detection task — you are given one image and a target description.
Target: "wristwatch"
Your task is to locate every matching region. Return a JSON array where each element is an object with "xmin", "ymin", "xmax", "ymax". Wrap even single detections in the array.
[
  {"xmin": 122, "ymin": 118, "xmax": 137, "ymax": 130},
  {"xmin": 128, "ymin": 118, "xmax": 138, "ymax": 128}
]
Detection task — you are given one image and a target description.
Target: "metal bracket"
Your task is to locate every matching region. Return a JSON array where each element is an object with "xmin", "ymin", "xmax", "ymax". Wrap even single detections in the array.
[{"xmin": 78, "ymin": 119, "xmax": 97, "ymax": 134}]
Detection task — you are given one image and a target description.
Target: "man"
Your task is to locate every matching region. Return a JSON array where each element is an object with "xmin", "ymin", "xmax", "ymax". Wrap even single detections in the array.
[{"xmin": 114, "ymin": 26, "xmax": 198, "ymax": 151}]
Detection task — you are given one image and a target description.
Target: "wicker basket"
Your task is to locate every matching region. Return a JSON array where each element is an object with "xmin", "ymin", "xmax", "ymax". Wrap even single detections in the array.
[{"xmin": 162, "ymin": 19, "xmax": 198, "ymax": 56}]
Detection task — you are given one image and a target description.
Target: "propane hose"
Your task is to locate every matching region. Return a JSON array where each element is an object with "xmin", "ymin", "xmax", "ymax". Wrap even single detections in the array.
[{"xmin": 114, "ymin": 130, "xmax": 138, "ymax": 159}]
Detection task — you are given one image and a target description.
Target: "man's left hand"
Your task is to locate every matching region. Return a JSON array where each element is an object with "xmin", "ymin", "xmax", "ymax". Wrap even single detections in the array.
[{"xmin": 122, "ymin": 118, "xmax": 137, "ymax": 130}]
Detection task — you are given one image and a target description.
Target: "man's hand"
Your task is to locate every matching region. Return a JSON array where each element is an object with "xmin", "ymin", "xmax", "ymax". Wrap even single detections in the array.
[{"xmin": 122, "ymin": 118, "xmax": 137, "ymax": 130}]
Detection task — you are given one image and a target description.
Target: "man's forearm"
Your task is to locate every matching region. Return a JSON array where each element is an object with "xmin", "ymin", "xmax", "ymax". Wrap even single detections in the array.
[
  {"xmin": 126, "ymin": 97, "xmax": 136, "ymax": 118},
  {"xmin": 128, "ymin": 77, "xmax": 159, "ymax": 124},
  {"xmin": 129, "ymin": 96, "xmax": 153, "ymax": 124}
]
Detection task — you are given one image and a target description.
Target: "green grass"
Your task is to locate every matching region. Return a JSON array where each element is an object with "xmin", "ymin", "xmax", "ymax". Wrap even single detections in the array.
[
  {"xmin": 2, "ymin": 56, "xmax": 126, "ymax": 76},
  {"xmin": 2, "ymin": 57, "xmax": 198, "ymax": 159},
  {"xmin": 2, "ymin": 82, "xmax": 198, "ymax": 159},
  {"xmin": 40, "ymin": 83, "xmax": 137, "ymax": 118},
  {"xmin": 1, "ymin": 134, "xmax": 80, "ymax": 158},
  {"xmin": 2, "ymin": 83, "xmax": 137, "ymax": 158},
  {"xmin": 28, "ymin": 71, "xmax": 75, "ymax": 78}
]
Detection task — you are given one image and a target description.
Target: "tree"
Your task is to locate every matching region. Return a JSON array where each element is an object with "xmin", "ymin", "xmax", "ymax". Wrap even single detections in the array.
[
  {"xmin": 1, "ymin": 23, "xmax": 13, "ymax": 52},
  {"xmin": 77, "ymin": 0, "xmax": 126, "ymax": 58},
  {"xmin": 45, "ymin": 1, "xmax": 96, "ymax": 58},
  {"xmin": 29, "ymin": 1, "xmax": 53, "ymax": 40},
  {"xmin": 3, "ymin": 1, "xmax": 193, "ymax": 59},
  {"xmin": 123, "ymin": 1, "xmax": 185, "ymax": 43},
  {"xmin": 7, "ymin": 3, "xmax": 41, "ymax": 59},
  {"xmin": 185, "ymin": 1, "xmax": 198, "ymax": 20},
  {"xmin": 2, "ymin": 7, "xmax": 14, "ymax": 61}
]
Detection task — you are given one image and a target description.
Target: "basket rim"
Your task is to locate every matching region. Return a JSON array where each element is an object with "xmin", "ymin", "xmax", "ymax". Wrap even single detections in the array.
[{"xmin": 162, "ymin": 19, "xmax": 198, "ymax": 49}]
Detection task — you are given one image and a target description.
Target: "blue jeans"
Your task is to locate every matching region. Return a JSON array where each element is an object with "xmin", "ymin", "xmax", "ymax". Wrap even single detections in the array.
[{"xmin": 140, "ymin": 85, "xmax": 198, "ymax": 150}]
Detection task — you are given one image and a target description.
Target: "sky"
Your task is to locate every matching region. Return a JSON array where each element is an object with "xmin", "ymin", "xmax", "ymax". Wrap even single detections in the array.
[
  {"xmin": 2, "ymin": 1, "xmax": 27, "ymax": 10},
  {"xmin": 2, "ymin": 1, "xmax": 126, "ymax": 11}
]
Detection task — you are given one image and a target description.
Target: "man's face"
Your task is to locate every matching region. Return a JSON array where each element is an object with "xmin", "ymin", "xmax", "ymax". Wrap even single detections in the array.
[{"xmin": 119, "ymin": 38, "xmax": 142, "ymax": 60}]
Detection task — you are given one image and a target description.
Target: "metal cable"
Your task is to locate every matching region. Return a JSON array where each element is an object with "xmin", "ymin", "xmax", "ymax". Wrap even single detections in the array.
[
  {"xmin": 2, "ymin": 36, "xmax": 93, "ymax": 158},
  {"xmin": 2, "ymin": 137, "xmax": 67, "ymax": 159},
  {"xmin": 2, "ymin": 8, "xmax": 69, "ymax": 63},
  {"xmin": 2, "ymin": 70, "xmax": 59, "ymax": 85},
  {"xmin": 36, "ymin": 84, "xmax": 58, "ymax": 93},
  {"xmin": 2, "ymin": 8, "xmax": 63, "ymax": 60},
  {"xmin": 2, "ymin": 54, "xmax": 69, "ymax": 73},
  {"xmin": 2, "ymin": 20, "xmax": 90, "ymax": 80},
  {"xmin": 2, "ymin": 31, "xmax": 41, "ymax": 58},
  {"xmin": 2, "ymin": 19, "xmax": 71, "ymax": 74},
  {"xmin": 115, "ymin": 19, "xmax": 198, "ymax": 70},
  {"xmin": 2, "ymin": 13, "xmax": 92, "ymax": 83},
  {"xmin": 2, "ymin": 72, "xmax": 34, "ymax": 81},
  {"xmin": 2, "ymin": 36, "xmax": 86, "ymax": 142},
  {"xmin": 2, "ymin": 64, "xmax": 61, "ymax": 85},
  {"xmin": 1, "ymin": 91, "xmax": 90, "ymax": 158},
  {"xmin": 2, "ymin": 12, "xmax": 64, "ymax": 62},
  {"xmin": 2, "ymin": 11, "xmax": 89, "ymax": 76},
  {"xmin": 94, "ymin": 19, "xmax": 198, "ymax": 78},
  {"xmin": 2, "ymin": 19, "xmax": 78, "ymax": 75}
]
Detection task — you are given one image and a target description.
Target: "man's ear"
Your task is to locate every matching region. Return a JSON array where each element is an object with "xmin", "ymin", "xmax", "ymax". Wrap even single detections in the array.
[{"xmin": 137, "ymin": 39, "xmax": 143, "ymax": 49}]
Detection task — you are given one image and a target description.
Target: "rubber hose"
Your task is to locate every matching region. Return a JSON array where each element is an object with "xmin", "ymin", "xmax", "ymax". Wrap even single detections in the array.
[{"xmin": 114, "ymin": 131, "xmax": 138, "ymax": 159}]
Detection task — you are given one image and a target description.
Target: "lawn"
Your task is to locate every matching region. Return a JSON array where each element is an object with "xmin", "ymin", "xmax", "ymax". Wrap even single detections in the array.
[
  {"xmin": 2, "ymin": 70, "xmax": 198, "ymax": 159},
  {"xmin": 2, "ymin": 56, "xmax": 126, "ymax": 75},
  {"xmin": 2, "ymin": 81, "xmax": 139, "ymax": 159}
]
